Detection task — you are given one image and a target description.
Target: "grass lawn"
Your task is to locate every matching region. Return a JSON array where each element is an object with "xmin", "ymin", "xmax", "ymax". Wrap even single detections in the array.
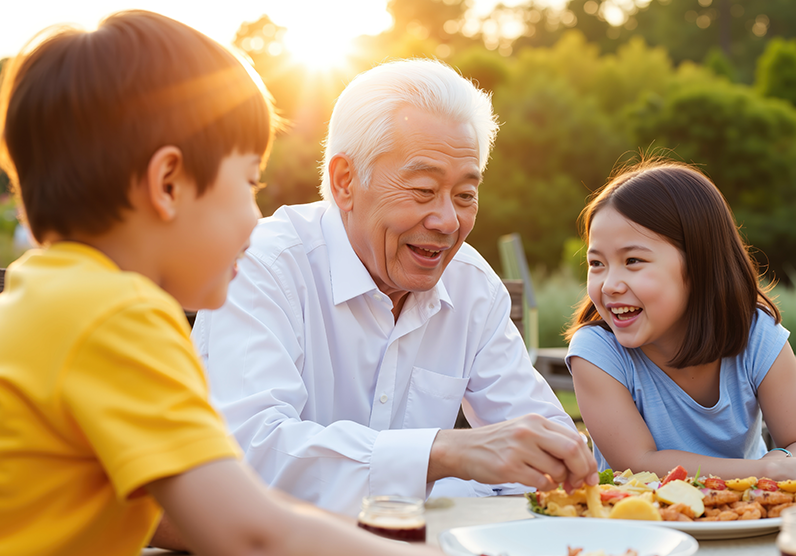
[{"xmin": 555, "ymin": 389, "xmax": 581, "ymax": 421}]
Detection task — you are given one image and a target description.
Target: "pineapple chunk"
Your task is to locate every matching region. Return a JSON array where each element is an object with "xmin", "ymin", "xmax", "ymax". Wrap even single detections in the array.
[
  {"xmin": 779, "ymin": 480, "xmax": 796, "ymax": 493},
  {"xmin": 725, "ymin": 477, "xmax": 757, "ymax": 491},
  {"xmin": 627, "ymin": 471, "xmax": 660, "ymax": 485},
  {"xmin": 655, "ymin": 480, "xmax": 705, "ymax": 517},
  {"xmin": 609, "ymin": 496, "xmax": 662, "ymax": 521}
]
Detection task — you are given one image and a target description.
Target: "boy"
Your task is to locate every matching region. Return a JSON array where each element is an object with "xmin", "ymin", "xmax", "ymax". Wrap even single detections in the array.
[{"xmin": 0, "ymin": 10, "xmax": 439, "ymax": 556}]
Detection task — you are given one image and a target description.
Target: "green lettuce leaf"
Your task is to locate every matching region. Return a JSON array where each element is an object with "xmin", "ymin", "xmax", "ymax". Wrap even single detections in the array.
[
  {"xmin": 525, "ymin": 491, "xmax": 548, "ymax": 515},
  {"xmin": 599, "ymin": 468, "xmax": 616, "ymax": 485},
  {"xmin": 692, "ymin": 465, "xmax": 705, "ymax": 489}
]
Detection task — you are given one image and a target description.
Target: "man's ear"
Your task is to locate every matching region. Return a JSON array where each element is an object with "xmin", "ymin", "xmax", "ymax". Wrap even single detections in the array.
[
  {"xmin": 328, "ymin": 153, "xmax": 356, "ymax": 212},
  {"xmin": 144, "ymin": 146, "xmax": 188, "ymax": 222}
]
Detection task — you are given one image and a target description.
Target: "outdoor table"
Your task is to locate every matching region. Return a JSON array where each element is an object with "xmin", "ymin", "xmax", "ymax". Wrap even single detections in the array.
[{"xmin": 141, "ymin": 495, "xmax": 780, "ymax": 555}]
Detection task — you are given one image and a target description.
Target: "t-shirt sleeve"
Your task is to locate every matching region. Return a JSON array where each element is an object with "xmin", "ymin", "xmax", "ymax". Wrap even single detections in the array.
[
  {"xmin": 566, "ymin": 325, "xmax": 633, "ymax": 390},
  {"xmin": 745, "ymin": 309, "xmax": 791, "ymax": 390},
  {"xmin": 61, "ymin": 300, "xmax": 241, "ymax": 501}
]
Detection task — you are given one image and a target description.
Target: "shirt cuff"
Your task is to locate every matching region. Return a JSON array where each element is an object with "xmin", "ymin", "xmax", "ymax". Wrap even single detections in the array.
[{"xmin": 370, "ymin": 428, "xmax": 439, "ymax": 500}]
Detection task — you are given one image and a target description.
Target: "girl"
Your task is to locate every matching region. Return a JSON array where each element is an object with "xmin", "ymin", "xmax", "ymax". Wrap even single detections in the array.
[{"xmin": 566, "ymin": 160, "xmax": 796, "ymax": 480}]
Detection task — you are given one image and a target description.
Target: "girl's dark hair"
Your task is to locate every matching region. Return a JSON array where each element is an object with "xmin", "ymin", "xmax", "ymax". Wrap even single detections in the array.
[
  {"xmin": 0, "ymin": 10, "xmax": 277, "ymax": 243},
  {"xmin": 565, "ymin": 159, "xmax": 780, "ymax": 369}
]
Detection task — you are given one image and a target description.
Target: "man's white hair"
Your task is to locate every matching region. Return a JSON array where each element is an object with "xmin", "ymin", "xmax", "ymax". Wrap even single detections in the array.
[{"xmin": 319, "ymin": 58, "xmax": 499, "ymax": 203}]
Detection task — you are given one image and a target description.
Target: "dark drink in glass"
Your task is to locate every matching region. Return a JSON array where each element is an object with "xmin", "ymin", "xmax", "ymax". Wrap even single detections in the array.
[{"xmin": 357, "ymin": 496, "xmax": 426, "ymax": 543}]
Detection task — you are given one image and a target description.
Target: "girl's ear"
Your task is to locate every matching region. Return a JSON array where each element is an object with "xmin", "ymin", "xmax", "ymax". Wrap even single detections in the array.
[
  {"xmin": 328, "ymin": 153, "xmax": 356, "ymax": 212},
  {"xmin": 144, "ymin": 146, "xmax": 189, "ymax": 222}
]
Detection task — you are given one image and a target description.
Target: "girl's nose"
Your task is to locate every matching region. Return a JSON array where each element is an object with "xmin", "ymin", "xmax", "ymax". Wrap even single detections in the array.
[{"xmin": 601, "ymin": 271, "xmax": 627, "ymax": 295}]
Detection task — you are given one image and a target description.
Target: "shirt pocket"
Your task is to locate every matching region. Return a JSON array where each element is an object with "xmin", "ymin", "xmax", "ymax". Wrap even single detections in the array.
[{"xmin": 402, "ymin": 366, "xmax": 469, "ymax": 429}]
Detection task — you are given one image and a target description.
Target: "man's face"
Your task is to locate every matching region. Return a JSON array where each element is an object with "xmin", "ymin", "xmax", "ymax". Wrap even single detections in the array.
[{"xmin": 342, "ymin": 105, "xmax": 481, "ymax": 306}]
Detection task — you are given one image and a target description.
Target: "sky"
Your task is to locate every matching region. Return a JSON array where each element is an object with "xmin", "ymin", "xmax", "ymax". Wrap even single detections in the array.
[{"xmin": 0, "ymin": 0, "xmax": 551, "ymax": 60}]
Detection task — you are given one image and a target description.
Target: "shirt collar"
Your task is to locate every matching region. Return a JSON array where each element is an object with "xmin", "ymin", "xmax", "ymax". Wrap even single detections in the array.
[{"xmin": 321, "ymin": 203, "xmax": 454, "ymax": 311}]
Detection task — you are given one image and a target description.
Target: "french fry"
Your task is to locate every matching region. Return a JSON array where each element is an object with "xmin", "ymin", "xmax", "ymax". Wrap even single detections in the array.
[{"xmin": 585, "ymin": 484, "xmax": 609, "ymax": 518}]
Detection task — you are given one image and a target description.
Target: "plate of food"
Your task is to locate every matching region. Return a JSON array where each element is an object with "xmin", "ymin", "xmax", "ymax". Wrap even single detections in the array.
[
  {"xmin": 438, "ymin": 517, "xmax": 698, "ymax": 556},
  {"xmin": 526, "ymin": 466, "xmax": 793, "ymax": 540}
]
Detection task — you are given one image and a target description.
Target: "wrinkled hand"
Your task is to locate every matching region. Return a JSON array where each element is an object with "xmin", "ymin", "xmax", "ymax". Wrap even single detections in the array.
[{"xmin": 428, "ymin": 414, "xmax": 598, "ymax": 492}]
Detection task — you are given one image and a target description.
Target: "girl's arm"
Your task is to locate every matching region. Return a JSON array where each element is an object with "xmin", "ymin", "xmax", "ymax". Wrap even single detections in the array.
[
  {"xmin": 571, "ymin": 355, "xmax": 796, "ymax": 480},
  {"xmin": 757, "ymin": 342, "xmax": 796, "ymax": 463},
  {"xmin": 146, "ymin": 459, "xmax": 441, "ymax": 556}
]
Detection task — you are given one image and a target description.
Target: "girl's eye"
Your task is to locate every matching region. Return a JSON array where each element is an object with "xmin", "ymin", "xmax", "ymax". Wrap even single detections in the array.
[
  {"xmin": 626, "ymin": 257, "xmax": 642, "ymax": 265},
  {"xmin": 588, "ymin": 260, "xmax": 603, "ymax": 268}
]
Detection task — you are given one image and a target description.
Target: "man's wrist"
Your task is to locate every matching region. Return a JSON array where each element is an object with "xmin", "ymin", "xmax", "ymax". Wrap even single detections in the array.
[{"xmin": 428, "ymin": 429, "xmax": 465, "ymax": 483}]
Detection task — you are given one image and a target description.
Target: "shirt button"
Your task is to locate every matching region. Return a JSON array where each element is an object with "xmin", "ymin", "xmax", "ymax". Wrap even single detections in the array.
[
  {"xmin": 428, "ymin": 303, "xmax": 434, "ymax": 309},
  {"xmin": 374, "ymin": 293, "xmax": 382, "ymax": 301},
  {"xmin": 380, "ymin": 394, "xmax": 388, "ymax": 403}
]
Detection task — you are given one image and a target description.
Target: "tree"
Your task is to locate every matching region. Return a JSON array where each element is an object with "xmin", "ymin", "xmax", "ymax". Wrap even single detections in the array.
[
  {"xmin": 756, "ymin": 37, "xmax": 796, "ymax": 107},
  {"xmin": 630, "ymin": 79, "xmax": 796, "ymax": 279}
]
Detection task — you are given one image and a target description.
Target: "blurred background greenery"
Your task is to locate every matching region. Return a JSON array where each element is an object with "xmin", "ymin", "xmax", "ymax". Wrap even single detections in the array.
[{"xmin": 3, "ymin": 0, "xmax": 796, "ymax": 349}]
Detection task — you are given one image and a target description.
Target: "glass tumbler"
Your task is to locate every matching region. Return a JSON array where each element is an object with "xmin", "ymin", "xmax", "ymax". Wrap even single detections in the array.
[{"xmin": 357, "ymin": 495, "xmax": 426, "ymax": 543}]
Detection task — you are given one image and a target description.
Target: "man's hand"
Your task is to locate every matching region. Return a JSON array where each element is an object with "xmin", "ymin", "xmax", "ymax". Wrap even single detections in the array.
[{"xmin": 427, "ymin": 414, "xmax": 598, "ymax": 492}]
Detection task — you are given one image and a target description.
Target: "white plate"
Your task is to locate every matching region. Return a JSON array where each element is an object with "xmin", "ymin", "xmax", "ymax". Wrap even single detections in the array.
[
  {"xmin": 438, "ymin": 518, "xmax": 698, "ymax": 556},
  {"xmin": 528, "ymin": 509, "xmax": 782, "ymax": 540}
]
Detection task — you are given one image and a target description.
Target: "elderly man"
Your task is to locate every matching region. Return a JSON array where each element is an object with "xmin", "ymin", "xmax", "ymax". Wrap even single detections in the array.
[{"xmin": 194, "ymin": 59, "xmax": 597, "ymax": 516}]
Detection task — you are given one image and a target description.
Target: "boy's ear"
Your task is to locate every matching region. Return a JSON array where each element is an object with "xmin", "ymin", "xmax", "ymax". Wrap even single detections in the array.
[
  {"xmin": 328, "ymin": 153, "xmax": 356, "ymax": 212},
  {"xmin": 145, "ymin": 146, "xmax": 188, "ymax": 222}
]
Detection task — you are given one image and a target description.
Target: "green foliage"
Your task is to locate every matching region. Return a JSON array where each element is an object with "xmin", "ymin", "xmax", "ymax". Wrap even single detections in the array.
[
  {"xmin": 451, "ymin": 47, "xmax": 510, "ymax": 93},
  {"xmin": 704, "ymin": 47, "xmax": 737, "ymax": 81},
  {"xmin": 755, "ymin": 37, "xmax": 796, "ymax": 106},
  {"xmin": 629, "ymin": 78, "xmax": 796, "ymax": 279},
  {"xmin": 534, "ymin": 267, "xmax": 585, "ymax": 348},
  {"xmin": 257, "ymin": 133, "xmax": 323, "ymax": 217}
]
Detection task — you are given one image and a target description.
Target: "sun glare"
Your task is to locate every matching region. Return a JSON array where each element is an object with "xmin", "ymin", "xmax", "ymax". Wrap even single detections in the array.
[
  {"xmin": 258, "ymin": 0, "xmax": 392, "ymax": 72},
  {"xmin": 282, "ymin": 29, "xmax": 356, "ymax": 71}
]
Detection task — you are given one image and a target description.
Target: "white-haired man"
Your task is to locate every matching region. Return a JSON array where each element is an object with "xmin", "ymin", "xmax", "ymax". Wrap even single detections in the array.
[{"xmin": 194, "ymin": 59, "xmax": 598, "ymax": 516}]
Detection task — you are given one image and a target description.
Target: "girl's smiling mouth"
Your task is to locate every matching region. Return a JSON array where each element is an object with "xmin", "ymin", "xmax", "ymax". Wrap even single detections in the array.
[{"xmin": 609, "ymin": 305, "xmax": 643, "ymax": 326}]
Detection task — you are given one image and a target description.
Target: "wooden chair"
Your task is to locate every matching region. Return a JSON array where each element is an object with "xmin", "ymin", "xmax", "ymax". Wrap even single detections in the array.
[{"xmin": 498, "ymin": 233, "xmax": 538, "ymax": 362}]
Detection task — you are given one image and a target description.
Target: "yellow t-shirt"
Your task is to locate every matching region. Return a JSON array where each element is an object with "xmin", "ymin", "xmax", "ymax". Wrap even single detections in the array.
[{"xmin": 0, "ymin": 242, "xmax": 240, "ymax": 556}]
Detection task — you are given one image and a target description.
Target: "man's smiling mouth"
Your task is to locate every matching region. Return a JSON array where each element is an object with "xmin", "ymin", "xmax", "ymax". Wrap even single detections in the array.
[{"xmin": 408, "ymin": 245, "xmax": 442, "ymax": 258}]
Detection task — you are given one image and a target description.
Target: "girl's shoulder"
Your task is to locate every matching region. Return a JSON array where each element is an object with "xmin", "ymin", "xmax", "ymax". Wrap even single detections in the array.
[
  {"xmin": 569, "ymin": 322, "xmax": 619, "ymax": 349},
  {"xmin": 567, "ymin": 324, "xmax": 642, "ymax": 383},
  {"xmin": 740, "ymin": 307, "xmax": 790, "ymax": 385}
]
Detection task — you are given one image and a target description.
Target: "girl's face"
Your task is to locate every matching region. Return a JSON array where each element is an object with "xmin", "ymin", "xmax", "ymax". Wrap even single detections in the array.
[{"xmin": 586, "ymin": 205, "xmax": 690, "ymax": 364}]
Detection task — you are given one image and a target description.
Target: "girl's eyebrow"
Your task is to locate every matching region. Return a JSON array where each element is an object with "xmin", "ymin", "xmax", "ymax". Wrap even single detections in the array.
[{"xmin": 588, "ymin": 245, "xmax": 653, "ymax": 255}]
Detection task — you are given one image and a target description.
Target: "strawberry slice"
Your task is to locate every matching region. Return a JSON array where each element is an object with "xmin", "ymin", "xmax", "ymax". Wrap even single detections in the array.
[
  {"xmin": 662, "ymin": 465, "xmax": 688, "ymax": 485},
  {"xmin": 703, "ymin": 477, "xmax": 726, "ymax": 490},
  {"xmin": 600, "ymin": 489, "xmax": 632, "ymax": 503},
  {"xmin": 757, "ymin": 478, "xmax": 779, "ymax": 492}
]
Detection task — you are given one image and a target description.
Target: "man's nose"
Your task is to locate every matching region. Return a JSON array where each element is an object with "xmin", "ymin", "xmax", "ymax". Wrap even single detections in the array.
[{"xmin": 425, "ymin": 197, "xmax": 459, "ymax": 234}]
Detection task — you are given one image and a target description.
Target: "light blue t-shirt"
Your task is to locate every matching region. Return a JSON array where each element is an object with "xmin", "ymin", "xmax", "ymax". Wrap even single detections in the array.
[{"xmin": 566, "ymin": 309, "xmax": 789, "ymax": 471}]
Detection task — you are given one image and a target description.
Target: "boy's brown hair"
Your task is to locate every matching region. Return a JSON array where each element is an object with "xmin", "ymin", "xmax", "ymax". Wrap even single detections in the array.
[
  {"xmin": 0, "ymin": 10, "xmax": 275, "ymax": 243},
  {"xmin": 565, "ymin": 160, "xmax": 780, "ymax": 369}
]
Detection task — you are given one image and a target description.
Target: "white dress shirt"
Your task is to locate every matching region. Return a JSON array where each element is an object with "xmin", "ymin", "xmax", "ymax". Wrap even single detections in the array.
[{"xmin": 193, "ymin": 201, "xmax": 574, "ymax": 515}]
